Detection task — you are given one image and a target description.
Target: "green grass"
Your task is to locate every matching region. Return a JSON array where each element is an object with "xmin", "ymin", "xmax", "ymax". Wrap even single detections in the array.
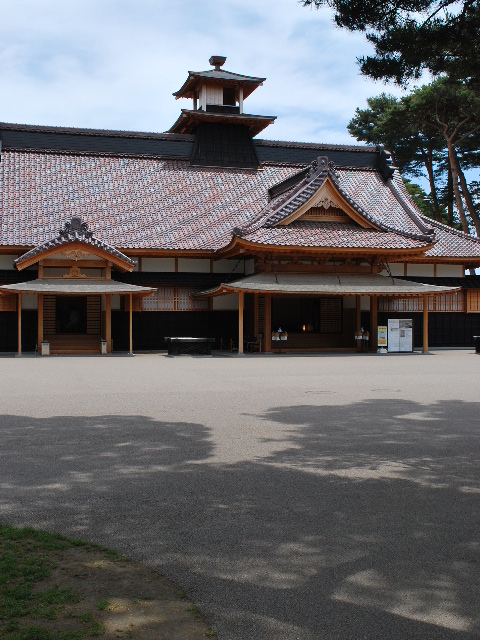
[{"xmin": 0, "ymin": 525, "xmax": 105, "ymax": 639}]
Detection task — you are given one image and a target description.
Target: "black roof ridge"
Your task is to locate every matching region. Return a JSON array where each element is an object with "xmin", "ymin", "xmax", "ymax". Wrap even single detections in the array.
[
  {"xmin": 255, "ymin": 139, "xmax": 379, "ymax": 153},
  {"xmin": 1, "ymin": 147, "xmax": 192, "ymax": 161},
  {"xmin": 0, "ymin": 122, "xmax": 194, "ymax": 141}
]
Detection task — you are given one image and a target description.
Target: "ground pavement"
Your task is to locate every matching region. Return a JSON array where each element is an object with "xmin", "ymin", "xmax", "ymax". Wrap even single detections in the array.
[{"xmin": 0, "ymin": 350, "xmax": 479, "ymax": 639}]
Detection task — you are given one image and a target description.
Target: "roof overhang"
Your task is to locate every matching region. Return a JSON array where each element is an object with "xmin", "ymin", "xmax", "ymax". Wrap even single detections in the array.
[
  {"xmin": 0, "ymin": 280, "xmax": 155, "ymax": 296},
  {"xmin": 195, "ymin": 272, "xmax": 461, "ymax": 297},
  {"xmin": 167, "ymin": 110, "xmax": 276, "ymax": 136}
]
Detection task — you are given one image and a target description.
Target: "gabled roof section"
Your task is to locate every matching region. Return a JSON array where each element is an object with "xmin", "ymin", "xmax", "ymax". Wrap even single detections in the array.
[
  {"xmin": 14, "ymin": 217, "xmax": 136, "ymax": 272},
  {"xmin": 261, "ymin": 157, "xmax": 384, "ymax": 230}
]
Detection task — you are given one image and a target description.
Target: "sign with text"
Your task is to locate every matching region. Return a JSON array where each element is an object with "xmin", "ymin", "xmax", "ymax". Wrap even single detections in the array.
[
  {"xmin": 377, "ymin": 325, "xmax": 388, "ymax": 347},
  {"xmin": 388, "ymin": 319, "xmax": 413, "ymax": 352}
]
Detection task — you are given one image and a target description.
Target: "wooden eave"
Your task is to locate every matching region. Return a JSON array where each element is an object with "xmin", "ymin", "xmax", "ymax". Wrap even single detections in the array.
[
  {"xmin": 15, "ymin": 241, "xmax": 135, "ymax": 273},
  {"xmin": 173, "ymin": 75, "xmax": 264, "ymax": 101},
  {"xmin": 217, "ymin": 236, "xmax": 435, "ymax": 260},
  {"xmin": 167, "ymin": 110, "xmax": 276, "ymax": 136}
]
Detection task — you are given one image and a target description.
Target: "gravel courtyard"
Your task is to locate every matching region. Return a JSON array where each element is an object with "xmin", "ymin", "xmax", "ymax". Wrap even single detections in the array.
[{"xmin": 1, "ymin": 350, "xmax": 479, "ymax": 640}]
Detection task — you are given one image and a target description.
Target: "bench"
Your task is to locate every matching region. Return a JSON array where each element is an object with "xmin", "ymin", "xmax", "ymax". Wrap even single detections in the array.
[{"xmin": 164, "ymin": 337, "xmax": 215, "ymax": 356}]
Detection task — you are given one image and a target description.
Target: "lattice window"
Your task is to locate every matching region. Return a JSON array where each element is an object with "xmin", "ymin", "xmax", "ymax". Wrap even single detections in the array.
[
  {"xmin": 0, "ymin": 296, "xmax": 16, "ymax": 312},
  {"xmin": 318, "ymin": 298, "xmax": 342, "ymax": 333},
  {"xmin": 141, "ymin": 287, "xmax": 209, "ymax": 312},
  {"xmin": 467, "ymin": 290, "xmax": 480, "ymax": 313},
  {"xmin": 378, "ymin": 292, "xmax": 464, "ymax": 313}
]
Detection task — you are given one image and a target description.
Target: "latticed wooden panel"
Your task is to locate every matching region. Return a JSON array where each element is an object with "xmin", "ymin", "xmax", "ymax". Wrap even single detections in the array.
[
  {"xmin": 467, "ymin": 290, "xmax": 480, "ymax": 313},
  {"xmin": 301, "ymin": 206, "xmax": 349, "ymax": 222},
  {"xmin": 140, "ymin": 287, "xmax": 208, "ymax": 311},
  {"xmin": 378, "ymin": 292, "xmax": 464, "ymax": 313},
  {"xmin": 0, "ymin": 295, "xmax": 16, "ymax": 312},
  {"xmin": 87, "ymin": 296, "xmax": 101, "ymax": 334},
  {"xmin": 43, "ymin": 296, "xmax": 56, "ymax": 334},
  {"xmin": 319, "ymin": 298, "xmax": 342, "ymax": 333}
]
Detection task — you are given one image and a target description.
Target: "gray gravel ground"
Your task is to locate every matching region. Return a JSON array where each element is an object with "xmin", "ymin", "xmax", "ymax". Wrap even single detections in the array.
[{"xmin": 1, "ymin": 350, "xmax": 479, "ymax": 639}]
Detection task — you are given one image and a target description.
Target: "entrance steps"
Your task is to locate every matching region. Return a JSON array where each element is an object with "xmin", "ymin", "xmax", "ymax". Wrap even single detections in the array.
[{"xmin": 45, "ymin": 334, "xmax": 102, "ymax": 355}]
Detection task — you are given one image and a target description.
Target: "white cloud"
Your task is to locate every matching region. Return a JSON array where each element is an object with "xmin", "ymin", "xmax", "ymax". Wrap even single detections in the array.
[{"xmin": 0, "ymin": 0, "xmax": 406, "ymax": 143}]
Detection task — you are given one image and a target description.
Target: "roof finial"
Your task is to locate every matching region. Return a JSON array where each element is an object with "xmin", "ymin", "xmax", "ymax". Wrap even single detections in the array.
[{"xmin": 209, "ymin": 55, "xmax": 227, "ymax": 70}]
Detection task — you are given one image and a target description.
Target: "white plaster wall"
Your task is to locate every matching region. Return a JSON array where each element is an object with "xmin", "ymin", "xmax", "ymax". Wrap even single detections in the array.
[
  {"xmin": 0, "ymin": 255, "xmax": 17, "ymax": 269},
  {"xmin": 213, "ymin": 294, "xmax": 239, "ymax": 310},
  {"xmin": 142, "ymin": 258, "xmax": 175, "ymax": 272},
  {"xmin": 379, "ymin": 263, "xmax": 404, "ymax": 276},
  {"xmin": 21, "ymin": 295, "xmax": 38, "ymax": 310},
  {"xmin": 212, "ymin": 259, "xmax": 244, "ymax": 274},
  {"xmin": 407, "ymin": 264, "xmax": 435, "ymax": 276},
  {"xmin": 111, "ymin": 295, "xmax": 121, "ymax": 310},
  {"xmin": 436, "ymin": 264, "xmax": 464, "ymax": 277},
  {"xmin": 360, "ymin": 297, "xmax": 371, "ymax": 311},
  {"xmin": 178, "ymin": 258, "xmax": 210, "ymax": 273}
]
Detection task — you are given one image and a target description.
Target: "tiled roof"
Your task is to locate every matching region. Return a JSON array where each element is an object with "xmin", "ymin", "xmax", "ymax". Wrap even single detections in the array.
[
  {"xmin": 14, "ymin": 217, "xmax": 136, "ymax": 268},
  {"xmin": 1, "ymin": 145, "xmax": 480, "ymax": 260},
  {"xmin": 240, "ymin": 222, "xmax": 429, "ymax": 251},
  {"xmin": 232, "ymin": 159, "xmax": 436, "ymax": 251},
  {"xmin": 0, "ymin": 151, "xmax": 296, "ymax": 251}
]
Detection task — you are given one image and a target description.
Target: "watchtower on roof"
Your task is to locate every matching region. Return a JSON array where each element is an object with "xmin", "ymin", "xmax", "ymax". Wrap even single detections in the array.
[{"xmin": 167, "ymin": 57, "xmax": 276, "ymax": 168}]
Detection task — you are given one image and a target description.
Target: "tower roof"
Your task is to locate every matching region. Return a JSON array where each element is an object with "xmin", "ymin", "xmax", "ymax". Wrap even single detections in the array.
[{"xmin": 173, "ymin": 56, "xmax": 265, "ymax": 100}]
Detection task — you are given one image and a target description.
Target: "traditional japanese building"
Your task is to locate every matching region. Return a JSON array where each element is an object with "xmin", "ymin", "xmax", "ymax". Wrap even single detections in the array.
[{"xmin": 1, "ymin": 56, "xmax": 480, "ymax": 355}]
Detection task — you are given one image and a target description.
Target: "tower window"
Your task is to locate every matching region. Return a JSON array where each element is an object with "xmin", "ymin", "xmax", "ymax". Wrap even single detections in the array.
[{"xmin": 223, "ymin": 87, "xmax": 236, "ymax": 106}]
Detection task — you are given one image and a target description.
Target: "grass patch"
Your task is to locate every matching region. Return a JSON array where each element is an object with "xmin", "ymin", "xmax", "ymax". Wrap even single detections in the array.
[
  {"xmin": 0, "ymin": 525, "xmax": 106, "ymax": 639},
  {"xmin": 0, "ymin": 524, "xmax": 215, "ymax": 639}
]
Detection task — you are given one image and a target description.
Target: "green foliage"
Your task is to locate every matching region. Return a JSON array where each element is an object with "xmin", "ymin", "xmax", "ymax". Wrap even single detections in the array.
[{"xmin": 301, "ymin": 0, "xmax": 480, "ymax": 84}]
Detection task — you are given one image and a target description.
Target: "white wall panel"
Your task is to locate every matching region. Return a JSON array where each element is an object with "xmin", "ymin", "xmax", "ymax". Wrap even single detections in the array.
[
  {"xmin": 142, "ymin": 258, "xmax": 175, "ymax": 272},
  {"xmin": 407, "ymin": 264, "xmax": 435, "ymax": 276},
  {"xmin": 436, "ymin": 264, "xmax": 464, "ymax": 277},
  {"xmin": 213, "ymin": 294, "xmax": 239, "ymax": 310},
  {"xmin": 178, "ymin": 258, "xmax": 210, "ymax": 273}
]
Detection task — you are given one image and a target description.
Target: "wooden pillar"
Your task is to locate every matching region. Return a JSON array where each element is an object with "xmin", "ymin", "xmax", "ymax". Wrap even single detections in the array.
[
  {"xmin": 38, "ymin": 294, "xmax": 44, "ymax": 348},
  {"xmin": 106, "ymin": 294, "xmax": 112, "ymax": 353},
  {"xmin": 253, "ymin": 293, "xmax": 259, "ymax": 339},
  {"xmin": 356, "ymin": 295, "xmax": 362, "ymax": 351},
  {"xmin": 17, "ymin": 293, "xmax": 22, "ymax": 356},
  {"xmin": 370, "ymin": 295, "xmax": 378, "ymax": 351},
  {"xmin": 238, "ymin": 291, "xmax": 244, "ymax": 355},
  {"xmin": 129, "ymin": 293, "xmax": 133, "ymax": 355},
  {"xmin": 423, "ymin": 294, "xmax": 429, "ymax": 353},
  {"xmin": 264, "ymin": 293, "xmax": 272, "ymax": 352}
]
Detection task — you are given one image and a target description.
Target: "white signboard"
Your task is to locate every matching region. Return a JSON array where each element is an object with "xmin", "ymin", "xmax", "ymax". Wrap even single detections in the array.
[{"xmin": 388, "ymin": 319, "xmax": 413, "ymax": 352}]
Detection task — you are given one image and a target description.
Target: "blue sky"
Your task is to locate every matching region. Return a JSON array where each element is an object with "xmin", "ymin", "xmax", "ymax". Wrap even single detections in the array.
[{"xmin": 1, "ymin": 0, "xmax": 408, "ymax": 145}]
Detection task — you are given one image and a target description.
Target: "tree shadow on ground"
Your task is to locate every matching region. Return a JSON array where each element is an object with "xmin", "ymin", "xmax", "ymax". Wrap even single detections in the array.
[{"xmin": 0, "ymin": 399, "xmax": 479, "ymax": 640}]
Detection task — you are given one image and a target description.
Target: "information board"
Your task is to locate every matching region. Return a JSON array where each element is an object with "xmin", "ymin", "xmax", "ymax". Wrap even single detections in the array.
[
  {"xmin": 387, "ymin": 319, "xmax": 413, "ymax": 352},
  {"xmin": 377, "ymin": 326, "xmax": 388, "ymax": 348}
]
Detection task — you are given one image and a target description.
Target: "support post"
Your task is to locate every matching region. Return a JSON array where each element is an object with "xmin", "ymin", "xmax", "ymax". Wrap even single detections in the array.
[
  {"xmin": 129, "ymin": 294, "xmax": 133, "ymax": 355},
  {"xmin": 38, "ymin": 293, "xmax": 44, "ymax": 348},
  {"xmin": 356, "ymin": 295, "xmax": 362, "ymax": 352},
  {"xmin": 423, "ymin": 294, "xmax": 429, "ymax": 353},
  {"xmin": 253, "ymin": 294, "xmax": 259, "ymax": 339},
  {"xmin": 264, "ymin": 294, "xmax": 272, "ymax": 352},
  {"xmin": 370, "ymin": 295, "xmax": 378, "ymax": 351},
  {"xmin": 238, "ymin": 291, "xmax": 244, "ymax": 355},
  {"xmin": 17, "ymin": 293, "xmax": 22, "ymax": 356},
  {"xmin": 106, "ymin": 294, "xmax": 112, "ymax": 353}
]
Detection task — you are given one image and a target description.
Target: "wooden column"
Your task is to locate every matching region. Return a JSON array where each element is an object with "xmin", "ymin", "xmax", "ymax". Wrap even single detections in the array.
[
  {"xmin": 356, "ymin": 295, "xmax": 362, "ymax": 351},
  {"xmin": 38, "ymin": 294, "xmax": 44, "ymax": 348},
  {"xmin": 129, "ymin": 294, "xmax": 133, "ymax": 355},
  {"xmin": 106, "ymin": 294, "xmax": 112, "ymax": 353},
  {"xmin": 238, "ymin": 291, "xmax": 244, "ymax": 355},
  {"xmin": 370, "ymin": 295, "xmax": 378, "ymax": 351},
  {"xmin": 253, "ymin": 293, "xmax": 259, "ymax": 339},
  {"xmin": 423, "ymin": 294, "xmax": 429, "ymax": 353},
  {"xmin": 17, "ymin": 293, "xmax": 22, "ymax": 356},
  {"xmin": 264, "ymin": 294, "xmax": 272, "ymax": 352}
]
